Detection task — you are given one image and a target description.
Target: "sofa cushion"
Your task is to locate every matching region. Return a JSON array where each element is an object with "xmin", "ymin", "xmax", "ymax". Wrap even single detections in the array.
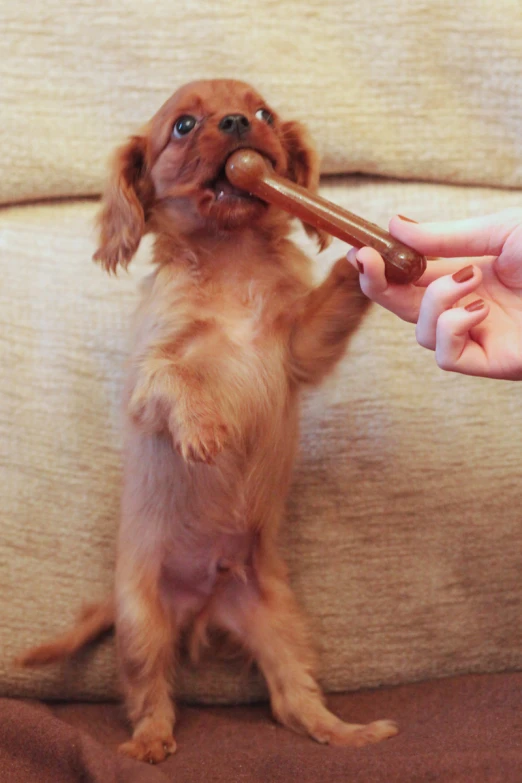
[
  {"xmin": 3, "ymin": 0, "xmax": 522, "ymax": 204},
  {"xmin": 2, "ymin": 178, "xmax": 522, "ymax": 703},
  {"xmin": 3, "ymin": 674, "xmax": 522, "ymax": 782}
]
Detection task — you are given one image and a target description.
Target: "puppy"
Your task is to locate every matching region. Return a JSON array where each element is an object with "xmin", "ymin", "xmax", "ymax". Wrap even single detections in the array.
[{"xmin": 19, "ymin": 79, "xmax": 397, "ymax": 763}]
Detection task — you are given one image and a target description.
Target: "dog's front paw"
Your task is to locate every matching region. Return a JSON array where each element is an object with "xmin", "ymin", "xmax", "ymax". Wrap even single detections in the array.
[
  {"xmin": 174, "ymin": 418, "xmax": 229, "ymax": 465},
  {"xmin": 330, "ymin": 256, "xmax": 360, "ymax": 285}
]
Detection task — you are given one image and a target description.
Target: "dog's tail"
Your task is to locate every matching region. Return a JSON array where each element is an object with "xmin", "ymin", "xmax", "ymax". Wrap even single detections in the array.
[{"xmin": 16, "ymin": 595, "xmax": 115, "ymax": 667}]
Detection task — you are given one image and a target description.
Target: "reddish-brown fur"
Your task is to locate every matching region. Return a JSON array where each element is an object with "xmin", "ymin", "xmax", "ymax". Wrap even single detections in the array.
[{"xmin": 18, "ymin": 79, "xmax": 397, "ymax": 763}]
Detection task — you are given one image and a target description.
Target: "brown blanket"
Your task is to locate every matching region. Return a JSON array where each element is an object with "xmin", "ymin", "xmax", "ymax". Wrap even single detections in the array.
[{"xmin": 1, "ymin": 673, "xmax": 521, "ymax": 783}]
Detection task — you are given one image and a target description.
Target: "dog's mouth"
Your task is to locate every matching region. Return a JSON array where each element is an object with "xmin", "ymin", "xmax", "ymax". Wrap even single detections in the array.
[
  {"xmin": 205, "ymin": 149, "xmax": 276, "ymax": 204},
  {"xmin": 211, "ymin": 166, "xmax": 257, "ymax": 202}
]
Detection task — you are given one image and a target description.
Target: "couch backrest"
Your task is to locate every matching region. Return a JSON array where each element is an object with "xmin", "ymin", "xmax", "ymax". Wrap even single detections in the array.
[
  {"xmin": 4, "ymin": 177, "xmax": 522, "ymax": 703},
  {"xmin": 3, "ymin": 0, "xmax": 522, "ymax": 205}
]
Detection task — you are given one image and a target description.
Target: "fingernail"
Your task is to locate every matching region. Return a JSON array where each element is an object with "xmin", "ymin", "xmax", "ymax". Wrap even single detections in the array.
[
  {"xmin": 464, "ymin": 299, "xmax": 485, "ymax": 312},
  {"xmin": 397, "ymin": 215, "xmax": 418, "ymax": 223},
  {"xmin": 356, "ymin": 260, "xmax": 364, "ymax": 274},
  {"xmin": 452, "ymin": 265, "xmax": 474, "ymax": 283}
]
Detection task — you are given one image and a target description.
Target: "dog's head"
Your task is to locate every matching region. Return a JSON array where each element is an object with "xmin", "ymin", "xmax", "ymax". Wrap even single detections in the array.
[{"xmin": 94, "ymin": 79, "xmax": 328, "ymax": 273}]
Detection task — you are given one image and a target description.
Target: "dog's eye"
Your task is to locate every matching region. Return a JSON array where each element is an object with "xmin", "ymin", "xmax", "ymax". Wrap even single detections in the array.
[
  {"xmin": 255, "ymin": 108, "xmax": 274, "ymax": 126},
  {"xmin": 173, "ymin": 115, "xmax": 197, "ymax": 138}
]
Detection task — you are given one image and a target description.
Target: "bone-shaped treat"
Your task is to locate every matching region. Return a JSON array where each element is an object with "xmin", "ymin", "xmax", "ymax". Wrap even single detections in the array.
[{"xmin": 226, "ymin": 149, "xmax": 426, "ymax": 284}]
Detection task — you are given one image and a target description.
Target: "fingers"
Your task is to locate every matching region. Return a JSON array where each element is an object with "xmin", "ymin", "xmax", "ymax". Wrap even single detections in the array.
[
  {"xmin": 416, "ymin": 264, "xmax": 483, "ymax": 350},
  {"xmin": 493, "ymin": 221, "xmax": 522, "ymax": 288},
  {"xmin": 434, "ymin": 304, "xmax": 491, "ymax": 376},
  {"xmin": 389, "ymin": 208, "xmax": 522, "ymax": 260},
  {"xmin": 347, "ymin": 246, "xmax": 386, "ymax": 292},
  {"xmin": 347, "ymin": 246, "xmax": 425, "ymax": 323},
  {"xmin": 348, "ymin": 245, "xmax": 494, "ymax": 377},
  {"xmin": 415, "ymin": 258, "xmax": 483, "ymax": 287}
]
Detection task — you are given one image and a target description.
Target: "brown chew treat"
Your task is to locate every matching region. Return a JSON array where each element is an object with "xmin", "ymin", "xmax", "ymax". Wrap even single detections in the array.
[{"xmin": 226, "ymin": 149, "xmax": 426, "ymax": 284}]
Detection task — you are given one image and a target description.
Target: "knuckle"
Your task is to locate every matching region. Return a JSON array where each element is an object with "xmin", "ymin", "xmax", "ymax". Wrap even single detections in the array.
[
  {"xmin": 436, "ymin": 309, "xmax": 459, "ymax": 334},
  {"xmin": 415, "ymin": 324, "xmax": 433, "ymax": 350},
  {"xmin": 425, "ymin": 277, "xmax": 451, "ymax": 303},
  {"xmin": 436, "ymin": 354, "xmax": 454, "ymax": 372}
]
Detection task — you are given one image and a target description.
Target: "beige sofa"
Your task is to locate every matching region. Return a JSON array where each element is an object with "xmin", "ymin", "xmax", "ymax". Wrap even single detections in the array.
[{"xmin": 2, "ymin": 1, "xmax": 522, "ymax": 780}]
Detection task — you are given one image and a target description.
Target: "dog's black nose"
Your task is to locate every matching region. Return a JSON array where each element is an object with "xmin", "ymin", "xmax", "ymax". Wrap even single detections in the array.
[{"xmin": 218, "ymin": 114, "xmax": 251, "ymax": 137}]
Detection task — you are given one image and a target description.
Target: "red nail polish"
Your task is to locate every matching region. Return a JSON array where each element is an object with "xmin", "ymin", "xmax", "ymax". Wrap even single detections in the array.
[
  {"xmin": 464, "ymin": 299, "xmax": 485, "ymax": 312},
  {"xmin": 397, "ymin": 215, "xmax": 418, "ymax": 224},
  {"xmin": 452, "ymin": 265, "xmax": 474, "ymax": 283},
  {"xmin": 356, "ymin": 260, "xmax": 364, "ymax": 274}
]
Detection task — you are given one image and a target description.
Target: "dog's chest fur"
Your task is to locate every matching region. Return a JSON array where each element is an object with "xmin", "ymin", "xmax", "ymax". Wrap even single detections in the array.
[{"xmin": 147, "ymin": 246, "xmax": 309, "ymax": 424}]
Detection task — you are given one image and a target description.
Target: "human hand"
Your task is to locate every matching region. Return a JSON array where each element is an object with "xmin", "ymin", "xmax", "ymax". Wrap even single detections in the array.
[{"xmin": 347, "ymin": 209, "xmax": 522, "ymax": 379}]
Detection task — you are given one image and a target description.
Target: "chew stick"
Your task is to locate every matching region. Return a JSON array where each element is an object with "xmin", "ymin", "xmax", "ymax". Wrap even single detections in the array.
[{"xmin": 226, "ymin": 149, "xmax": 426, "ymax": 284}]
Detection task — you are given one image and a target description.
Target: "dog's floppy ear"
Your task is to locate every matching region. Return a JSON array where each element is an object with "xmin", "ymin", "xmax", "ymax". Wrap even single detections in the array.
[
  {"xmin": 93, "ymin": 135, "xmax": 153, "ymax": 273},
  {"xmin": 281, "ymin": 120, "xmax": 330, "ymax": 251}
]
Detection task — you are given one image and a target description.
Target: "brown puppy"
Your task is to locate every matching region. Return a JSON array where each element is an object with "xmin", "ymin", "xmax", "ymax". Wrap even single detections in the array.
[{"xmin": 19, "ymin": 79, "xmax": 396, "ymax": 763}]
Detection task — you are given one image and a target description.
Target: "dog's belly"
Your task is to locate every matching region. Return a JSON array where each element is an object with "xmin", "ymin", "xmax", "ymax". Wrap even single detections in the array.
[{"xmin": 159, "ymin": 531, "xmax": 255, "ymax": 617}]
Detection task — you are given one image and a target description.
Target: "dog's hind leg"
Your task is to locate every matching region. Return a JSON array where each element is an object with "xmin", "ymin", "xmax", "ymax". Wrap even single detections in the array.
[
  {"xmin": 214, "ymin": 572, "xmax": 398, "ymax": 748},
  {"xmin": 115, "ymin": 562, "xmax": 178, "ymax": 764}
]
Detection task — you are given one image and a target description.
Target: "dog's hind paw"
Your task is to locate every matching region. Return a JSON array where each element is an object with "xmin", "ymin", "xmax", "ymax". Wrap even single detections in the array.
[
  {"xmin": 316, "ymin": 718, "xmax": 399, "ymax": 747},
  {"xmin": 119, "ymin": 734, "xmax": 177, "ymax": 764}
]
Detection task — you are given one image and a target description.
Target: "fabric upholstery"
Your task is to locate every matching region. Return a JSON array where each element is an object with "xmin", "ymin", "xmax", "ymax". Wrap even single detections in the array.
[
  {"xmin": 1, "ymin": 673, "xmax": 522, "ymax": 782},
  {"xmin": 2, "ymin": 177, "xmax": 522, "ymax": 703},
  {"xmin": 2, "ymin": 0, "xmax": 522, "ymax": 205}
]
